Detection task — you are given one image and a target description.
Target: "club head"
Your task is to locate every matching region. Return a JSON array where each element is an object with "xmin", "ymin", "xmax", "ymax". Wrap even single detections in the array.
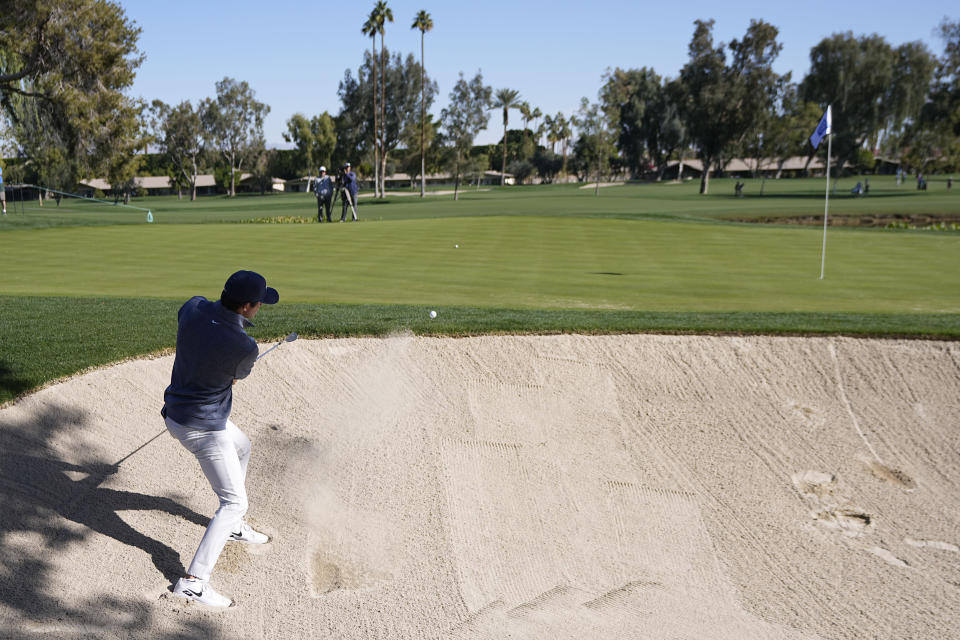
[{"xmin": 285, "ymin": 332, "xmax": 298, "ymax": 343}]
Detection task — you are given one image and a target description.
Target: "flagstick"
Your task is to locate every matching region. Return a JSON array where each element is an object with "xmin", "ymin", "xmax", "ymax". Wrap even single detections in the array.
[{"xmin": 819, "ymin": 133, "xmax": 832, "ymax": 280}]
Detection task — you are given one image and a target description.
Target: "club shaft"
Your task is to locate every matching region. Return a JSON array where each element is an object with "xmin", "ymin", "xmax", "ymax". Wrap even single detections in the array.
[{"xmin": 257, "ymin": 343, "xmax": 281, "ymax": 361}]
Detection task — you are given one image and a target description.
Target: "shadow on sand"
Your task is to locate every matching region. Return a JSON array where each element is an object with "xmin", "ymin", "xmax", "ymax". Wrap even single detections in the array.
[{"xmin": 0, "ymin": 401, "xmax": 221, "ymax": 638}]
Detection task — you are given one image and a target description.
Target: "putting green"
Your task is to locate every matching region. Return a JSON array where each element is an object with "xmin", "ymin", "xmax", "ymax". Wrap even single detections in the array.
[{"xmin": 1, "ymin": 216, "xmax": 956, "ymax": 313}]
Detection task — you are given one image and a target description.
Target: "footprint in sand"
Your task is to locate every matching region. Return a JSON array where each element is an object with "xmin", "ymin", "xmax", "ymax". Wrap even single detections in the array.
[
  {"xmin": 869, "ymin": 546, "xmax": 909, "ymax": 568},
  {"xmin": 792, "ymin": 470, "xmax": 873, "ymax": 536},
  {"xmin": 864, "ymin": 460, "xmax": 916, "ymax": 490},
  {"xmin": 905, "ymin": 538, "xmax": 960, "ymax": 553}
]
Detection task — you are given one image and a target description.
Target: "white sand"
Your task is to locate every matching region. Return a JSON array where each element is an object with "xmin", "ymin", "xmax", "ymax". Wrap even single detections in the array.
[{"xmin": 1, "ymin": 334, "xmax": 958, "ymax": 639}]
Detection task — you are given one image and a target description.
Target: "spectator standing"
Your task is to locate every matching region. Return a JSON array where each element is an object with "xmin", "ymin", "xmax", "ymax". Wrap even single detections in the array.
[
  {"xmin": 313, "ymin": 167, "xmax": 333, "ymax": 223},
  {"xmin": 340, "ymin": 162, "xmax": 359, "ymax": 222}
]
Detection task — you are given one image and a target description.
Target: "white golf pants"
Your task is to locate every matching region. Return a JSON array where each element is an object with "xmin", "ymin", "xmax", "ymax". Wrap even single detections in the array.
[{"xmin": 164, "ymin": 416, "xmax": 250, "ymax": 581}]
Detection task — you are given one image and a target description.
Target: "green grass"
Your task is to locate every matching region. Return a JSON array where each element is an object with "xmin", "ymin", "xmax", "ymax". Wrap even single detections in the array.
[
  {"xmin": 2, "ymin": 175, "xmax": 958, "ymax": 228},
  {"xmin": 1, "ymin": 216, "xmax": 956, "ymax": 313},
  {"xmin": 2, "ymin": 295, "xmax": 956, "ymax": 405},
  {"xmin": 1, "ymin": 178, "xmax": 958, "ymax": 405}
]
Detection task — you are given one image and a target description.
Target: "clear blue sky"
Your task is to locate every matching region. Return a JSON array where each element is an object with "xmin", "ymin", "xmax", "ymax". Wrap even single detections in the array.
[{"xmin": 121, "ymin": 0, "xmax": 955, "ymax": 147}]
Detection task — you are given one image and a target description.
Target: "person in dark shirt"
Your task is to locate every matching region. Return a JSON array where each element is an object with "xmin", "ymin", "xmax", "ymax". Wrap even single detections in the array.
[
  {"xmin": 162, "ymin": 270, "xmax": 279, "ymax": 608},
  {"xmin": 313, "ymin": 166, "xmax": 333, "ymax": 222},
  {"xmin": 339, "ymin": 162, "xmax": 359, "ymax": 222}
]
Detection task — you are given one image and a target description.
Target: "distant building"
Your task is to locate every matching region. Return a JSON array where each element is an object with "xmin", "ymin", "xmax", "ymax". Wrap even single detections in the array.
[
  {"xmin": 77, "ymin": 175, "xmax": 218, "ymax": 197},
  {"xmin": 662, "ymin": 156, "xmax": 828, "ymax": 180}
]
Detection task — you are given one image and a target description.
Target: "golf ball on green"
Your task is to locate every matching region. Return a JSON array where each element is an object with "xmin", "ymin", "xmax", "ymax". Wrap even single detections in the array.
[{"xmin": 429, "ymin": 310, "xmax": 437, "ymax": 319}]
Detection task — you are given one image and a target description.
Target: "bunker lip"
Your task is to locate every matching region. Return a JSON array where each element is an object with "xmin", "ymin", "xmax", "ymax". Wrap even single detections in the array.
[{"xmin": 0, "ymin": 334, "xmax": 957, "ymax": 638}]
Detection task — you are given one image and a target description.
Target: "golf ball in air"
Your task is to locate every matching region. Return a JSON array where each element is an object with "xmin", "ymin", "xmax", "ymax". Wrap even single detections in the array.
[
  {"xmin": 429, "ymin": 310, "xmax": 437, "ymax": 319},
  {"xmin": 455, "ymin": 244, "xmax": 459, "ymax": 248}
]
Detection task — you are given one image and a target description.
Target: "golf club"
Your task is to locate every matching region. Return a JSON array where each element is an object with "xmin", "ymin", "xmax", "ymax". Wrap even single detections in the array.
[{"xmin": 257, "ymin": 332, "xmax": 298, "ymax": 361}]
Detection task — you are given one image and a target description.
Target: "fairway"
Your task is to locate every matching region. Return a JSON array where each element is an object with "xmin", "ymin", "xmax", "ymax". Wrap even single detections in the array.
[
  {"xmin": 1, "ymin": 214, "xmax": 958, "ymax": 314},
  {"xmin": 2, "ymin": 176, "xmax": 960, "ymax": 228}
]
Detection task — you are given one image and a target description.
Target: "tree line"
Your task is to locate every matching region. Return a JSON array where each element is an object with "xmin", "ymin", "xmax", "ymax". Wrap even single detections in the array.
[{"xmin": 2, "ymin": 2, "xmax": 958, "ymax": 199}]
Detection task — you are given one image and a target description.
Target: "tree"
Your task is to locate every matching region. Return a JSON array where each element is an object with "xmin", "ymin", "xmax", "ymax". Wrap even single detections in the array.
[
  {"xmin": 338, "ymin": 51, "xmax": 436, "ymax": 186},
  {"xmin": 518, "ymin": 101, "xmax": 541, "ymax": 160},
  {"xmin": 150, "ymin": 100, "xmax": 206, "ymax": 200},
  {"xmin": 488, "ymin": 129, "xmax": 525, "ymax": 177},
  {"xmin": 491, "ymin": 88, "xmax": 522, "ymax": 185},
  {"xmin": 801, "ymin": 32, "xmax": 935, "ymax": 173},
  {"xmin": 106, "ymin": 100, "xmax": 147, "ymax": 204},
  {"xmin": 904, "ymin": 19, "xmax": 960, "ymax": 172},
  {"xmin": 545, "ymin": 112, "xmax": 573, "ymax": 177},
  {"xmin": 573, "ymin": 98, "xmax": 614, "ymax": 195},
  {"xmin": 441, "ymin": 71, "xmax": 492, "ymax": 200},
  {"xmin": 283, "ymin": 112, "xmax": 337, "ymax": 178},
  {"xmin": 372, "ymin": 1, "xmax": 394, "ymax": 197},
  {"xmin": 532, "ymin": 148, "xmax": 562, "ymax": 183},
  {"xmin": 600, "ymin": 67, "xmax": 688, "ymax": 179},
  {"xmin": 0, "ymin": 0, "xmax": 143, "ymax": 190},
  {"xmin": 759, "ymin": 85, "xmax": 823, "ymax": 179},
  {"xmin": 677, "ymin": 19, "xmax": 784, "ymax": 194},
  {"xmin": 399, "ymin": 112, "xmax": 440, "ymax": 183},
  {"xmin": 247, "ymin": 142, "xmax": 273, "ymax": 195},
  {"xmin": 601, "ymin": 67, "xmax": 659, "ymax": 178},
  {"xmin": 411, "ymin": 10, "xmax": 434, "ymax": 197},
  {"xmin": 202, "ymin": 77, "xmax": 270, "ymax": 197},
  {"xmin": 361, "ymin": 14, "xmax": 380, "ymax": 197}
]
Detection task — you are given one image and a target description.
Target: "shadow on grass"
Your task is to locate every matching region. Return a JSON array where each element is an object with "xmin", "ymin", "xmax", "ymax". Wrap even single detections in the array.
[
  {"xmin": 733, "ymin": 191, "xmax": 921, "ymax": 200},
  {"xmin": 0, "ymin": 402, "xmax": 221, "ymax": 638},
  {"xmin": 0, "ymin": 361, "xmax": 34, "ymax": 404}
]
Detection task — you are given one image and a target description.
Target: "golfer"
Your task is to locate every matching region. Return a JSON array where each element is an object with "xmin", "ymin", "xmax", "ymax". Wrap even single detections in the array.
[
  {"xmin": 1, "ymin": 165, "xmax": 6, "ymax": 215},
  {"xmin": 162, "ymin": 270, "xmax": 278, "ymax": 608}
]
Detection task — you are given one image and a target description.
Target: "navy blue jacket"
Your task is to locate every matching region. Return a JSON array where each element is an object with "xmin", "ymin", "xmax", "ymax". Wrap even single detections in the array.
[
  {"xmin": 163, "ymin": 297, "xmax": 258, "ymax": 430},
  {"xmin": 342, "ymin": 170, "xmax": 358, "ymax": 199}
]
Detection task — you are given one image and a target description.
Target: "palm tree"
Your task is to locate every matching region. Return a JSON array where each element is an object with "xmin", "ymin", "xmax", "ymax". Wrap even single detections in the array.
[
  {"xmin": 411, "ymin": 10, "xmax": 433, "ymax": 198},
  {"xmin": 361, "ymin": 14, "xmax": 379, "ymax": 197},
  {"xmin": 491, "ymin": 88, "xmax": 521, "ymax": 185},
  {"xmin": 555, "ymin": 112, "xmax": 572, "ymax": 177},
  {"xmin": 518, "ymin": 102, "xmax": 542, "ymax": 158},
  {"xmin": 530, "ymin": 106, "xmax": 542, "ymax": 146},
  {"xmin": 373, "ymin": 1, "xmax": 393, "ymax": 198},
  {"xmin": 543, "ymin": 114, "xmax": 555, "ymax": 153}
]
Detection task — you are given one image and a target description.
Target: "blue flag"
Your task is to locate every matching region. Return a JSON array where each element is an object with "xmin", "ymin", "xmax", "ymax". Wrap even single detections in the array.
[{"xmin": 810, "ymin": 105, "xmax": 832, "ymax": 149}]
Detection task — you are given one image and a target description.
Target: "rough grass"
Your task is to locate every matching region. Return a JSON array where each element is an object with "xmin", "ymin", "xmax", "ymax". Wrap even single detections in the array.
[{"xmin": 2, "ymin": 295, "xmax": 957, "ymax": 406}]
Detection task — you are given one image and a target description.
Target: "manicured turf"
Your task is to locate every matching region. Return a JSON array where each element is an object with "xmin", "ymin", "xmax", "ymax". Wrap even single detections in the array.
[
  {"xmin": 0, "ymin": 178, "xmax": 957, "ymax": 404},
  {"xmin": 2, "ymin": 175, "xmax": 958, "ymax": 228},
  {"xmin": 1, "ymin": 216, "xmax": 957, "ymax": 313}
]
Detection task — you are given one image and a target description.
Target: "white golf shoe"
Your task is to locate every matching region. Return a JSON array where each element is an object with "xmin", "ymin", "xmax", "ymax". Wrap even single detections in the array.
[
  {"xmin": 229, "ymin": 521, "xmax": 270, "ymax": 544},
  {"xmin": 173, "ymin": 577, "xmax": 233, "ymax": 608}
]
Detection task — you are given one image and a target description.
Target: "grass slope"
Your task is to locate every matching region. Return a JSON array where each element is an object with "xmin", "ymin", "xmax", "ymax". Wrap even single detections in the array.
[{"xmin": 2, "ymin": 295, "xmax": 957, "ymax": 406}]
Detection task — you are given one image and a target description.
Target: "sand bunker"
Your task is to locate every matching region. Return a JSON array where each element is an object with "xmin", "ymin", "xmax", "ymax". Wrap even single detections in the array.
[{"xmin": 1, "ymin": 334, "xmax": 958, "ymax": 638}]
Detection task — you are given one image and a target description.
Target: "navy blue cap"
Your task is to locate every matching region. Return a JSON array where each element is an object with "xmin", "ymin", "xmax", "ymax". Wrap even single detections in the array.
[{"xmin": 223, "ymin": 270, "xmax": 279, "ymax": 305}]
